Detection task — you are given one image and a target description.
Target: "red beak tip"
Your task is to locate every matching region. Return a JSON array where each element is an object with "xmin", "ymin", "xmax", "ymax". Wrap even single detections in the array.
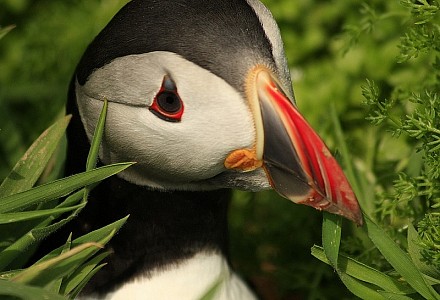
[
  {"xmin": 298, "ymin": 192, "xmax": 363, "ymax": 226},
  {"xmin": 253, "ymin": 68, "xmax": 364, "ymax": 226},
  {"xmin": 345, "ymin": 212, "xmax": 364, "ymax": 226},
  {"xmin": 335, "ymin": 205, "xmax": 363, "ymax": 226}
]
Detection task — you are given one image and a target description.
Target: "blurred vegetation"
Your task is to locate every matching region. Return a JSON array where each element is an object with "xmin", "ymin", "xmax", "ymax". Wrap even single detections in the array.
[
  {"xmin": 1, "ymin": 0, "xmax": 439, "ymax": 299},
  {"xmin": 0, "ymin": 0, "xmax": 130, "ymax": 178}
]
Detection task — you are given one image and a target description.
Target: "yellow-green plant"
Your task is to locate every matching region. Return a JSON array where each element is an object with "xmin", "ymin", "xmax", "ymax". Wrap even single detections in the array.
[
  {"xmin": 314, "ymin": 1, "xmax": 440, "ymax": 299},
  {"xmin": 0, "ymin": 99, "xmax": 131, "ymax": 299}
]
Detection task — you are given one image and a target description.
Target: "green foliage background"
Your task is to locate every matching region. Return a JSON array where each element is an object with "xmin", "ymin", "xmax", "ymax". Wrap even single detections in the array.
[{"xmin": 1, "ymin": 0, "xmax": 439, "ymax": 299}]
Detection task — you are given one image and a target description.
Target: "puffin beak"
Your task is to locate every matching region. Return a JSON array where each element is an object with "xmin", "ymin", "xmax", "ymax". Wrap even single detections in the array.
[{"xmin": 225, "ymin": 67, "xmax": 362, "ymax": 225}]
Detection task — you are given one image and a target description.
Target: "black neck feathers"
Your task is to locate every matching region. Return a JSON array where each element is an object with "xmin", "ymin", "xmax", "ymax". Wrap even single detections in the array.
[{"xmin": 75, "ymin": 177, "xmax": 231, "ymax": 295}]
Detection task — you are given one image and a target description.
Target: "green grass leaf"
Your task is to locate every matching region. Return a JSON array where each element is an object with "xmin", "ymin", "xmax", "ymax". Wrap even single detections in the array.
[
  {"xmin": 363, "ymin": 214, "xmax": 440, "ymax": 300},
  {"xmin": 47, "ymin": 234, "xmax": 73, "ymax": 294},
  {"xmin": 0, "ymin": 279, "xmax": 65, "ymax": 300},
  {"xmin": 0, "ymin": 25, "xmax": 15, "ymax": 40},
  {"xmin": 0, "ymin": 217, "xmax": 59, "ymax": 271},
  {"xmin": 83, "ymin": 99, "xmax": 108, "ymax": 202},
  {"xmin": 338, "ymin": 272, "xmax": 385, "ymax": 300},
  {"xmin": 0, "ymin": 203, "xmax": 85, "ymax": 224},
  {"xmin": 60, "ymin": 252, "xmax": 110, "ymax": 296},
  {"xmin": 36, "ymin": 215, "xmax": 128, "ymax": 264},
  {"xmin": 66, "ymin": 263, "xmax": 106, "ymax": 299},
  {"xmin": 312, "ymin": 245, "xmax": 413, "ymax": 294},
  {"xmin": 407, "ymin": 223, "xmax": 440, "ymax": 279},
  {"xmin": 199, "ymin": 275, "xmax": 224, "ymax": 300},
  {"xmin": 0, "ymin": 163, "xmax": 132, "ymax": 213},
  {"xmin": 0, "ymin": 115, "xmax": 71, "ymax": 198},
  {"xmin": 0, "ymin": 115, "xmax": 71, "ymax": 268},
  {"xmin": 86, "ymin": 100, "xmax": 107, "ymax": 171},
  {"xmin": 329, "ymin": 104, "xmax": 374, "ymax": 215},
  {"xmin": 12, "ymin": 241, "xmax": 104, "ymax": 285},
  {"xmin": 33, "ymin": 217, "xmax": 127, "ymax": 297},
  {"xmin": 30, "ymin": 202, "xmax": 84, "ymax": 241},
  {"xmin": 12, "ymin": 216, "xmax": 125, "ymax": 293},
  {"xmin": 322, "ymin": 211, "xmax": 342, "ymax": 268},
  {"xmin": 378, "ymin": 291, "xmax": 416, "ymax": 300}
]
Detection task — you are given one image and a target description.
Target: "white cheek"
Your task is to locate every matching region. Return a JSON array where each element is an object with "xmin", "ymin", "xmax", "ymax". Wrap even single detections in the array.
[
  {"xmin": 76, "ymin": 52, "xmax": 257, "ymax": 190},
  {"xmin": 76, "ymin": 87, "xmax": 255, "ymax": 189},
  {"xmin": 81, "ymin": 55, "xmax": 166, "ymax": 107},
  {"xmin": 99, "ymin": 93, "xmax": 254, "ymax": 187}
]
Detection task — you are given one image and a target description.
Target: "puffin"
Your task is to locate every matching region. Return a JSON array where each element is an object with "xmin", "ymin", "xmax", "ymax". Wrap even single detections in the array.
[{"xmin": 40, "ymin": 0, "xmax": 362, "ymax": 299}]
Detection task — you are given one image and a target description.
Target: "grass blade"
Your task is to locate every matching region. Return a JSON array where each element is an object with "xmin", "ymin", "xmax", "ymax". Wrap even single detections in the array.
[
  {"xmin": 407, "ymin": 223, "xmax": 440, "ymax": 279},
  {"xmin": 36, "ymin": 215, "xmax": 128, "ymax": 263},
  {"xmin": 12, "ymin": 227, "xmax": 117, "ymax": 293},
  {"xmin": 0, "ymin": 189, "xmax": 89, "ymax": 270},
  {"xmin": 199, "ymin": 276, "xmax": 224, "ymax": 300},
  {"xmin": 338, "ymin": 272, "xmax": 385, "ymax": 300},
  {"xmin": 329, "ymin": 104, "xmax": 376, "ymax": 216},
  {"xmin": 0, "ymin": 279, "xmax": 65, "ymax": 300},
  {"xmin": 329, "ymin": 105, "xmax": 362, "ymax": 205},
  {"xmin": 83, "ymin": 99, "xmax": 108, "ymax": 202},
  {"xmin": 312, "ymin": 245, "xmax": 413, "ymax": 294},
  {"xmin": 60, "ymin": 252, "xmax": 110, "ymax": 295},
  {"xmin": 12, "ymin": 242, "xmax": 103, "ymax": 285},
  {"xmin": 67, "ymin": 263, "xmax": 106, "ymax": 299},
  {"xmin": 0, "ymin": 163, "xmax": 132, "ymax": 213},
  {"xmin": 322, "ymin": 211, "xmax": 342, "ymax": 268},
  {"xmin": 0, "ymin": 203, "xmax": 85, "ymax": 224},
  {"xmin": 0, "ymin": 217, "xmax": 55, "ymax": 270},
  {"xmin": 378, "ymin": 291, "xmax": 416, "ymax": 300},
  {"xmin": 86, "ymin": 99, "xmax": 107, "ymax": 171},
  {"xmin": 47, "ymin": 234, "xmax": 73, "ymax": 294},
  {"xmin": 0, "ymin": 24, "xmax": 15, "ymax": 40},
  {"xmin": 0, "ymin": 115, "xmax": 71, "ymax": 198},
  {"xmin": 363, "ymin": 214, "xmax": 440, "ymax": 300}
]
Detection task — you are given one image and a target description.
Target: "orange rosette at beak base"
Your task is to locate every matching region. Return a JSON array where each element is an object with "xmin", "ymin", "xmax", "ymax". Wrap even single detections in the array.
[{"xmin": 225, "ymin": 149, "xmax": 263, "ymax": 172}]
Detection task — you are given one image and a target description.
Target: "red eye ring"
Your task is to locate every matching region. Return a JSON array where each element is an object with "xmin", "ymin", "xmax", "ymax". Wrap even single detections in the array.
[{"xmin": 149, "ymin": 76, "xmax": 184, "ymax": 122}]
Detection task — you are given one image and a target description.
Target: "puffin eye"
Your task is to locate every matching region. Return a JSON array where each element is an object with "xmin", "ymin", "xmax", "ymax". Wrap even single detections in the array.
[
  {"xmin": 156, "ymin": 92, "xmax": 181, "ymax": 113},
  {"xmin": 149, "ymin": 76, "xmax": 184, "ymax": 122}
]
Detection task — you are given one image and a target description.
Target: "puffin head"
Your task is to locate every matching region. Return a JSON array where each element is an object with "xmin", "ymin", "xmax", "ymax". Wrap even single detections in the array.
[{"xmin": 71, "ymin": 0, "xmax": 362, "ymax": 224}]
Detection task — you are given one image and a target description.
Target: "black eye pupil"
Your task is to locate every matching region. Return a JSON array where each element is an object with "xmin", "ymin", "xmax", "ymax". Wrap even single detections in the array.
[{"xmin": 157, "ymin": 92, "xmax": 181, "ymax": 113}]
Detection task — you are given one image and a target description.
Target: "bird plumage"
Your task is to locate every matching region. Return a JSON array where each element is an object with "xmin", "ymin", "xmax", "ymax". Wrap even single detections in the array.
[
  {"xmin": 33, "ymin": 0, "xmax": 362, "ymax": 298},
  {"xmin": 75, "ymin": 0, "xmax": 292, "ymax": 97}
]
